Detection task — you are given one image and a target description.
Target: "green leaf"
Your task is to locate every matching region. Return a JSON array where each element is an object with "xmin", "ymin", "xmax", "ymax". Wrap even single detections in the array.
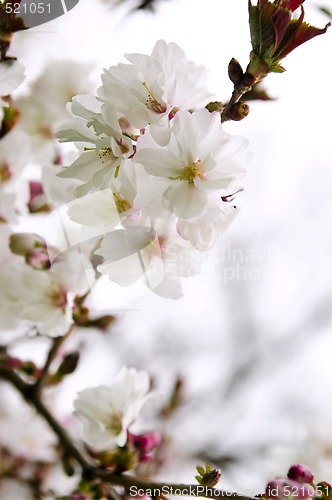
[{"xmin": 196, "ymin": 465, "xmax": 205, "ymax": 476}]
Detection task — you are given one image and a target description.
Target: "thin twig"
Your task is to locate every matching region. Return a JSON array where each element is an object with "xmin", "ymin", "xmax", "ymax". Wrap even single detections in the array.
[{"xmin": 33, "ymin": 330, "xmax": 72, "ymax": 394}]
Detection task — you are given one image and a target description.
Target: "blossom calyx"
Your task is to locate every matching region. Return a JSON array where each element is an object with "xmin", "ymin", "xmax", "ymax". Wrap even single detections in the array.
[{"xmin": 247, "ymin": 0, "xmax": 330, "ymax": 79}]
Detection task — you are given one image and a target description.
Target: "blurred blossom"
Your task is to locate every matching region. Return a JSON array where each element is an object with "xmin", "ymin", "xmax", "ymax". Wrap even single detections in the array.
[
  {"xmin": 265, "ymin": 477, "xmax": 316, "ymax": 500},
  {"xmin": 0, "ymin": 479, "xmax": 34, "ymax": 500},
  {"xmin": 16, "ymin": 61, "xmax": 95, "ymax": 162},
  {"xmin": 0, "ymin": 385, "xmax": 56, "ymax": 462},
  {"xmin": 0, "ymin": 60, "xmax": 25, "ymax": 108},
  {"xmin": 0, "ymin": 128, "xmax": 30, "ymax": 222},
  {"xmin": 74, "ymin": 367, "xmax": 155, "ymax": 451},
  {"xmin": 0, "ymin": 247, "xmax": 94, "ymax": 337}
]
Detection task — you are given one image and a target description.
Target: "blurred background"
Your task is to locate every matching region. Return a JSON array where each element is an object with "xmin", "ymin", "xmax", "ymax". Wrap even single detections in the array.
[{"xmin": 3, "ymin": 0, "xmax": 332, "ymax": 495}]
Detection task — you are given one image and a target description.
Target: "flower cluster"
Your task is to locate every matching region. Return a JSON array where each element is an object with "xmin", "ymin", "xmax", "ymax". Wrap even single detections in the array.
[{"xmin": 56, "ymin": 40, "xmax": 250, "ymax": 298}]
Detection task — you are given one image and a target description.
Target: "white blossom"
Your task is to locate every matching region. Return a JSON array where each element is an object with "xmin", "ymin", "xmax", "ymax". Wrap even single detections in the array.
[
  {"xmin": 0, "ymin": 249, "xmax": 93, "ymax": 337},
  {"xmin": 16, "ymin": 61, "xmax": 95, "ymax": 161},
  {"xmin": 98, "ymin": 40, "xmax": 213, "ymax": 139},
  {"xmin": 95, "ymin": 216, "xmax": 205, "ymax": 298},
  {"xmin": 0, "ymin": 60, "xmax": 25, "ymax": 107},
  {"xmin": 0, "ymin": 128, "xmax": 30, "ymax": 221},
  {"xmin": 56, "ymin": 95, "xmax": 134, "ymax": 197},
  {"xmin": 133, "ymin": 108, "xmax": 250, "ymax": 248},
  {"xmin": 74, "ymin": 367, "xmax": 154, "ymax": 451},
  {"xmin": 176, "ymin": 199, "xmax": 239, "ymax": 251}
]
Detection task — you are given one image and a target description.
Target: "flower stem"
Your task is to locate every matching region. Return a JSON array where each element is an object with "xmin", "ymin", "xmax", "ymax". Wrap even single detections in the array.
[{"xmin": 220, "ymin": 83, "xmax": 252, "ymax": 123}]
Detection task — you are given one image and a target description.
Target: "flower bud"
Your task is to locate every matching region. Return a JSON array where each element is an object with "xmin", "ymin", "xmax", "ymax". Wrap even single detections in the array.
[
  {"xmin": 287, "ymin": 464, "xmax": 314, "ymax": 483},
  {"xmin": 228, "ymin": 58, "xmax": 244, "ymax": 85},
  {"xmin": 9, "ymin": 233, "xmax": 46, "ymax": 256},
  {"xmin": 128, "ymin": 431, "xmax": 162, "ymax": 462},
  {"xmin": 201, "ymin": 468, "xmax": 222, "ymax": 487},
  {"xmin": 248, "ymin": 0, "xmax": 330, "ymax": 74},
  {"xmin": 9, "ymin": 233, "xmax": 51, "ymax": 270},
  {"xmin": 266, "ymin": 478, "xmax": 315, "ymax": 500},
  {"xmin": 195, "ymin": 463, "xmax": 222, "ymax": 487},
  {"xmin": 228, "ymin": 102, "xmax": 250, "ymax": 121},
  {"xmin": 55, "ymin": 352, "xmax": 80, "ymax": 379},
  {"xmin": 26, "ymin": 249, "xmax": 51, "ymax": 270},
  {"xmin": 28, "ymin": 181, "xmax": 50, "ymax": 213}
]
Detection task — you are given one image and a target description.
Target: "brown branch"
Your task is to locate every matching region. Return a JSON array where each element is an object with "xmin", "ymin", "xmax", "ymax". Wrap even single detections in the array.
[
  {"xmin": 0, "ymin": 365, "xmax": 257, "ymax": 500},
  {"xmin": 33, "ymin": 332, "xmax": 71, "ymax": 394}
]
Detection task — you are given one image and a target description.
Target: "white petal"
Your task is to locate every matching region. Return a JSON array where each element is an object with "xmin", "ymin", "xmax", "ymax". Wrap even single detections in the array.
[{"xmin": 165, "ymin": 182, "xmax": 208, "ymax": 219}]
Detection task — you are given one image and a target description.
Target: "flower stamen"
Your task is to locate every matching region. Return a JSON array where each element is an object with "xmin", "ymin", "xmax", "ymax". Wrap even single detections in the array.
[
  {"xmin": 176, "ymin": 160, "xmax": 204, "ymax": 183},
  {"xmin": 142, "ymin": 82, "xmax": 167, "ymax": 114}
]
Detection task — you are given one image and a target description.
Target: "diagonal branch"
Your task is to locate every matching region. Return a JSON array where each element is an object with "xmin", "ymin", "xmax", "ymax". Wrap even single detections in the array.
[{"xmin": 0, "ymin": 364, "xmax": 257, "ymax": 500}]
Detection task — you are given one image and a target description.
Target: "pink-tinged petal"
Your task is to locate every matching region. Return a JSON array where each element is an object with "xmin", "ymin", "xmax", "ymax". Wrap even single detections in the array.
[{"xmin": 165, "ymin": 182, "xmax": 208, "ymax": 219}]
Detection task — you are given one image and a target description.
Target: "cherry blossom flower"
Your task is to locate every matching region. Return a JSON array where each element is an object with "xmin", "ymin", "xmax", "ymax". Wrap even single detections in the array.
[
  {"xmin": 16, "ymin": 61, "xmax": 95, "ymax": 162},
  {"xmin": 176, "ymin": 198, "xmax": 239, "ymax": 251},
  {"xmin": 56, "ymin": 95, "xmax": 134, "ymax": 197},
  {"xmin": 133, "ymin": 108, "xmax": 249, "ymax": 248},
  {"xmin": 97, "ymin": 40, "xmax": 213, "ymax": 139},
  {"xmin": 94, "ymin": 216, "xmax": 204, "ymax": 298},
  {"xmin": 0, "ymin": 129, "xmax": 30, "ymax": 222},
  {"xmin": 0, "ymin": 247, "xmax": 93, "ymax": 337},
  {"xmin": 0, "ymin": 60, "xmax": 25, "ymax": 108},
  {"xmin": 73, "ymin": 367, "xmax": 155, "ymax": 451}
]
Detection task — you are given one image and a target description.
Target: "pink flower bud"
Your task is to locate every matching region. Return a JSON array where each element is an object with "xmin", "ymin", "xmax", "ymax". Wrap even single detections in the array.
[
  {"xmin": 26, "ymin": 249, "xmax": 51, "ymax": 270},
  {"xmin": 287, "ymin": 465, "xmax": 314, "ymax": 483},
  {"xmin": 29, "ymin": 181, "xmax": 44, "ymax": 202},
  {"xmin": 9, "ymin": 233, "xmax": 46, "ymax": 256},
  {"xmin": 128, "ymin": 431, "xmax": 161, "ymax": 462},
  {"xmin": 266, "ymin": 478, "xmax": 316, "ymax": 500}
]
